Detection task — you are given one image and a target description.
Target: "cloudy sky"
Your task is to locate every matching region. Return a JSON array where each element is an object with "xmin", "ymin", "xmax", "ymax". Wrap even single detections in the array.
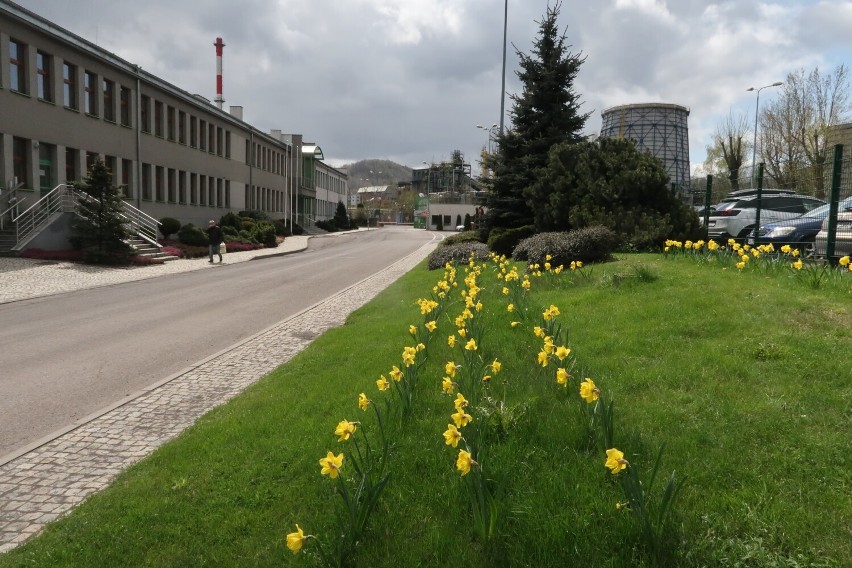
[{"xmin": 15, "ymin": 0, "xmax": 852, "ymax": 176}]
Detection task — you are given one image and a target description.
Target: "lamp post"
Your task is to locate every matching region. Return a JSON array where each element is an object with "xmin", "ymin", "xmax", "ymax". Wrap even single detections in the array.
[
  {"xmin": 747, "ymin": 81, "xmax": 783, "ymax": 186},
  {"xmin": 422, "ymin": 161, "xmax": 432, "ymax": 230},
  {"xmin": 476, "ymin": 123, "xmax": 499, "ymax": 154}
]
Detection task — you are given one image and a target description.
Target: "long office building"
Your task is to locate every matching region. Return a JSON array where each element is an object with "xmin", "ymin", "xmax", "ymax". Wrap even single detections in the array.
[{"xmin": 0, "ymin": 0, "xmax": 347, "ymax": 251}]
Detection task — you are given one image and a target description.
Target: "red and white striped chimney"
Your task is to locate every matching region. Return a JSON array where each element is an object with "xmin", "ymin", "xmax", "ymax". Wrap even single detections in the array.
[{"xmin": 214, "ymin": 37, "xmax": 225, "ymax": 110}]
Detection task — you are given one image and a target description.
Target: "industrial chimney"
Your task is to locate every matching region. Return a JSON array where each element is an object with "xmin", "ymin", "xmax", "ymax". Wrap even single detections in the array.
[{"xmin": 214, "ymin": 37, "xmax": 225, "ymax": 110}]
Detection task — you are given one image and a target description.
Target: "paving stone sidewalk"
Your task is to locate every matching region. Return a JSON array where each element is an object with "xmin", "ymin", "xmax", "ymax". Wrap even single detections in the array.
[{"xmin": 0, "ymin": 239, "xmax": 436, "ymax": 553}]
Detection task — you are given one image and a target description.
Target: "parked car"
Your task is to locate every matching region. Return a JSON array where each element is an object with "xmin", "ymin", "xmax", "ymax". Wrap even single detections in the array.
[
  {"xmin": 750, "ymin": 196, "xmax": 852, "ymax": 255},
  {"xmin": 814, "ymin": 210, "xmax": 852, "ymax": 258},
  {"xmin": 693, "ymin": 205, "xmax": 716, "ymax": 225},
  {"xmin": 706, "ymin": 192, "xmax": 826, "ymax": 242}
]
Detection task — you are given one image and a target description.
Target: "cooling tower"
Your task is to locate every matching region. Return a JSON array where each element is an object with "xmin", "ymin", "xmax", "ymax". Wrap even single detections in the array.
[{"xmin": 600, "ymin": 103, "xmax": 691, "ymax": 191}]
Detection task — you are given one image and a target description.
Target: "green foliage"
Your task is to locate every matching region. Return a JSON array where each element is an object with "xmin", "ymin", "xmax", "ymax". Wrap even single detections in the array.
[
  {"xmin": 464, "ymin": 213, "xmax": 472, "ymax": 231},
  {"xmin": 440, "ymin": 230, "xmax": 485, "ymax": 248},
  {"xmin": 427, "ymin": 242, "xmax": 490, "ymax": 269},
  {"xmin": 218, "ymin": 212, "xmax": 243, "ymax": 232},
  {"xmin": 273, "ymin": 219, "xmax": 290, "ymax": 237},
  {"xmin": 486, "ymin": 2, "xmax": 589, "ymax": 234},
  {"xmin": 487, "ymin": 225, "xmax": 536, "ymax": 257},
  {"xmin": 315, "ymin": 219, "xmax": 338, "ymax": 232},
  {"xmin": 513, "ymin": 226, "xmax": 619, "ymax": 265},
  {"xmin": 177, "ymin": 223, "xmax": 208, "ymax": 247},
  {"xmin": 333, "ymin": 201, "xmax": 351, "ymax": 230},
  {"xmin": 254, "ymin": 220, "xmax": 277, "ymax": 247},
  {"xmin": 221, "ymin": 225, "xmax": 239, "ymax": 240},
  {"xmin": 158, "ymin": 217, "xmax": 181, "ymax": 240},
  {"xmin": 237, "ymin": 210, "xmax": 270, "ymax": 221},
  {"xmin": 528, "ymin": 137, "xmax": 702, "ymax": 250},
  {"xmin": 70, "ymin": 159, "xmax": 134, "ymax": 265}
]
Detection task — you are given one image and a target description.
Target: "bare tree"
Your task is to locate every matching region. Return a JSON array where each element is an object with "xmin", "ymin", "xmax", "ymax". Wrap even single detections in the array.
[
  {"xmin": 760, "ymin": 64, "xmax": 851, "ymax": 196},
  {"xmin": 712, "ymin": 111, "xmax": 751, "ymax": 190}
]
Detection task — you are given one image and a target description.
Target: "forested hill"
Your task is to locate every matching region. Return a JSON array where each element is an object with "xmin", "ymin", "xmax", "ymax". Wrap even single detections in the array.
[{"xmin": 341, "ymin": 159, "xmax": 413, "ymax": 190}]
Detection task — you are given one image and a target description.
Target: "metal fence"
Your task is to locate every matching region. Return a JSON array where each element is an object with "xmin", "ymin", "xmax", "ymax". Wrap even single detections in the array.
[{"xmin": 686, "ymin": 145, "xmax": 852, "ymax": 260}]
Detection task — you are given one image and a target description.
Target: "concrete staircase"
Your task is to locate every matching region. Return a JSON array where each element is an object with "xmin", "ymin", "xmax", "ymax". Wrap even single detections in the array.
[
  {"xmin": 0, "ymin": 223, "xmax": 17, "ymax": 256},
  {"xmin": 127, "ymin": 236, "xmax": 179, "ymax": 262}
]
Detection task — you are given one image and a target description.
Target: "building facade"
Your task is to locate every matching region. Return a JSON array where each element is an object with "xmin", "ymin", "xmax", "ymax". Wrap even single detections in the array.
[{"xmin": 0, "ymin": 0, "xmax": 345, "ymax": 250}]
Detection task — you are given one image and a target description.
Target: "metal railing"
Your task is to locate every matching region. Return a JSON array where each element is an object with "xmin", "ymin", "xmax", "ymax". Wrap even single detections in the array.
[
  {"xmin": 1, "ymin": 189, "xmax": 25, "ymax": 231},
  {"xmin": 10, "ymin": 184, "xmax": 161, "ymax": 251}
]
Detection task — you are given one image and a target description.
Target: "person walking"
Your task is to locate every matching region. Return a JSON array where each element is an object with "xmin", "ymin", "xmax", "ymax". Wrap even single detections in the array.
[{"xmin": 206, "ymin": 219, "xmax": 224, "ymax": 263}]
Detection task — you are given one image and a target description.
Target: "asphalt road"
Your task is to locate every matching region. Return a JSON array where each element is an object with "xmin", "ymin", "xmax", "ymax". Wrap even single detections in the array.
[{"xmin": 0, "ymin": 227, "xmax": 436, "ymax": 459}]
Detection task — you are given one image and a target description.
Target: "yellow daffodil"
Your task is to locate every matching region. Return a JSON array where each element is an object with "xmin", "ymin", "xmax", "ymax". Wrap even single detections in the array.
[
  {"xmin": 286, "ymin": 524, "xmax": 307, "ymax": 554},
  {"xmin": 736, "ymin": 261, "xmax": 746, "ymax": 270},
  {"xmin": 533, "ymin": 326, "xmax": 545, "ymax": 338},
  {"xmin": 840, "ymin": 256, "xmax": 850, "ymax": 267},
  {"xmin": 580, "ymin": 378, "xmax": 600, "ymax": 403},
  {"xmin": 390, "ymin": 365, "xmax": 403, "ymax": 382},
  {"xmin": 490, "ymin": 359, "xmax": 502, "ymax": 373},
  {"xmin": 465, "ymin": 338, "xmax": 478, "ymax": 351},
  {"xmin": 335, "ymin": 419, "xmax": 357, "ymax": 442},
  {"xmin": 445, "ymin": 361, "xmax": 458, "ymax": 378},
  {"xmin": 442, "ymin": 377, "xmax": 455, "ymax": 394},
  {"xmin": 454, "ymin": 393, "xmax": 469, "ymax": 411},
  {"xmin": 511, "ymin": 321, "xmax": 520, "ymax": 328},
  {"xmin": 409, "ymin": 324, "xmax": 417, "ymax": 336},
  {"xmin": 792, "ymin": 259, "xmax": 803, "ymax": 270},
  {"xmin": 416, "ymin": 342, "xmax": 426, "ymax": 352},
  {"xmin": 319, "ymin": 451, "xmax": 344, "ymax": 478},
  {"xmin": 502, "ymin": 287, "xmax": 509, "ymax": 295},
  {"xmin": 543, "ymin": 336, "xmax": 554, "ymax": 354},
  {"xmin": 781, "ymin": 244, "xmax": 792, "ymax": 254},
  {"xmin": 443, "ymin": 424, "xmax": 462, "ymax": 448},
  {"xmin": 791, "ymin": 248, "xmax": 800, "ymax": 257},
  {"xmin": 556, "ymin": 367, "xmax": 570, "ymax": 386},
  {"xmin": 537, "ymin": 350, "xmax": 549, "ymax": 367},
  {"xmin": 482, "ymin": 374, "xmax": 492, "ymax": 382},
  {"xmin": 555, "ymin": 345, "xmax": 570, "ymax": 360},
  {"xmin": 458, "ymin": 328, "xmax": 467, "ymax": 338},
  {"xmin": 521, "ymin": 279, "xmax": 531, "ymax": 290},
  {"xmin": 605, "ymin": 448, "xmax": 629, "ymax": 474},
  {"xmin": 402, "ymin": 346, "xmax": 417, "ymax": 367},
  {"xmin": 376, "ymin": 375, "xmax": 390, "ymax": 391},
  {"xmin": 358, "ymin": 393, "xmax": 370, "ymax": 411},
  {"xmin": 456, "ymin": 449, "xmax": 476, "ymax": 476},
  {"xmin": 448, "ymin": 334, "xmax": 456, "ymax": 347},
  {"xmin": 507, "ymin": 303, "xmax": 515, "ymax": 313},
  {"xmin": 425, "ymin": 320, "xmax": 437, "ymax": 332},
  {"xmin": 546, "ymin": 254, "xmax": 552, "ymax": 261},
  {"xmin": 451, "ymin": 410, "xmax": 473, "ymax": 428}
]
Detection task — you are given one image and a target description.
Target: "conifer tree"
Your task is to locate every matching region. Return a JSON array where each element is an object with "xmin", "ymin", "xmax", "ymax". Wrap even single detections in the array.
[
  {"xmin": 71, "ymin": 159, "xmax": 134, "ymax": 264},
  {"xmin": 486, "ymin": 1, "xmax": 589, "ymax": 233},
  {"xmin": 333, "ymin": 200, "xmax": 351, "ymax": 230}
]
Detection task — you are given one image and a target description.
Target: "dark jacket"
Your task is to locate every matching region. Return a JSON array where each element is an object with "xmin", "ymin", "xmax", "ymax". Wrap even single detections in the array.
[{"xmin": 206, "ymin": 225, "xmax": 224, "ymax": 245}]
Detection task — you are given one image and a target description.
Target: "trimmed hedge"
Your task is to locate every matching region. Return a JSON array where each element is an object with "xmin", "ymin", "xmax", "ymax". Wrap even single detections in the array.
[
  {"xmin": 427, "ymin": 241, "xmax": 490, "ymax": 270},
  {"xmin": 158, "ymin": 217, "xmax": 181, "ymax": 240},
  {"xmin": 177, "ymin": 223, "xmax": 208, "ymax": 247},
  {"xmin": 513, "ymin": 226, "xmax": 619, "ymax": 265},
  {"xmin": 439, "ymin": 230, "xmax": 485, "ymax": 248},
  {"xmin": 487, "ymin": 225, "xmax": 536, "ymax": 257}
]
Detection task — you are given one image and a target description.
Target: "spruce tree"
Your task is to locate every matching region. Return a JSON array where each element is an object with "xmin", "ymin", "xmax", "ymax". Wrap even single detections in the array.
[
  {"xmin": 333, "ymin": 200, "xmax": 351, "ymax": 230},
  {"xmin": 486, "ymin": 1, "xmax": 589, "ymax": 233},
  {"xmin": 71, "ymin": 159, "xmax": 134, "ymax": 264}
]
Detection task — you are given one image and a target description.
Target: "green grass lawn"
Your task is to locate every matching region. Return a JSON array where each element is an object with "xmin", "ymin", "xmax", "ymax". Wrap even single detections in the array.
[{"xmin": 1, "ymin": 253, "xmax": 849, "ymax": 567}]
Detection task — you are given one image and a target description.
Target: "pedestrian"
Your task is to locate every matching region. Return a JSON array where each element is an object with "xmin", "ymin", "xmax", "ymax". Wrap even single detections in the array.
[{"xmin": 206, "ymin": 219, "xmax": 224, "ymax": 263}]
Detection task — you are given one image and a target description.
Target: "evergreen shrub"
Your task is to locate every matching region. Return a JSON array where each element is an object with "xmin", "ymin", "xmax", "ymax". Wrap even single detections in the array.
[
  {"xmin": 487, "ymin": 225, "xmax": 536, "ymax": 256},
  {"xmin": 254, "ymin": 220, "xmax": 278, "ymax": 247},
  {"xmin": 273, "ymin": 219, "xmax": 290, "ymax": 237},
  {"xmin": 178, "ymin": 223, "xmax": 208, "ymax": 247},
  {"xmin": 158, "ymin": 217, "xmax": 181, "ymax": 240},
  {"xmin": 439, "ymin": 230, "xmax": 485, "ymax": 247},
  {"xmin": 427, "ymin": 241, "xmax": 490, "ymax": 270},
  {"xmin": 513, "ymin": 226, "xmax": 619, "ymax": 265},
  {"xmin": 219, "ymin": 212, "xmax": 243, "ymax": 231}
]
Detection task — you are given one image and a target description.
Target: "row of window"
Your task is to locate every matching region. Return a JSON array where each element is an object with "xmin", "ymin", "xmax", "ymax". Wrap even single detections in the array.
[
  {"xmin": 139, "ymin": 165, "xmax": 231, "ymax": 208},
  {"xmin": 245, "ymin": 185, "xmax": 286, "ymax": 213},
  {"xmin": 316, "ymin": 169, "xmax": 346, "ymax": 195},
  {"xmin": 248, "ymin": 140, "xmax": 289, "ymax": 175}
]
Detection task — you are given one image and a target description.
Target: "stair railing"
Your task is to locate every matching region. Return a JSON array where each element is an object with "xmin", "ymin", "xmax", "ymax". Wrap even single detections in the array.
[
  {"xmin": 1, "ymin": 188, "xmax": 25, "ymax": 231},
  {"xmin": 72, "ymin": 190, "xmax": 161, "ymax": 246}
]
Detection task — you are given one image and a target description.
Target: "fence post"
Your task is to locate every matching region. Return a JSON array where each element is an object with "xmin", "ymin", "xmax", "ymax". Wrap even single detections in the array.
[
  {"xmin": 825, "ymin": 144, "xmax": 844, "ymax": 262},
  {"xmin": 703, "ymin": 175, "xmax": 713, "ymax": 238},
  {"xmin": 752, "ymin": 163, "xmax": 765, "ymax": 242}
]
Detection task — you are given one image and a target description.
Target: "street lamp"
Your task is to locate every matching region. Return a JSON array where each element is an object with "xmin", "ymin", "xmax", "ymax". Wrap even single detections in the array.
[
  {"xmin": 476, "ymin": 123, "xmax": 499, "ymax": 154},
  {"xmin": 422, "ymin": 161, "xmax": 432, "ymax": 231},
  {"xmin": 747, "ymin": 81, "xmax": 783, "ymax": 185}
]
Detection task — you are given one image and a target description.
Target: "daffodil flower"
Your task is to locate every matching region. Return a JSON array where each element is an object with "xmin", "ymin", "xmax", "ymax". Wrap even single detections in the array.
[
  {"xmin": 510, "ymin": 321, "xmax": 520, "ymax": 328},
  {"xmin": 445, "ymin": 361, "xmax": 458, "ymax": 378},
  {"xmin": 490, "ymin": 359, "xmax": 502, "ymax": 373},
  {"xmin": 358, "ymin": 393, "xmax": 370, "ymax": 411},
  {"xmin": 456, "ymin": 449, "xmax": 477, "ymax": 476},
  {"xmin": 465, "ymin": 338, "xmax": 478, "ymax": 351},
  {"xmin": 319, "ymin": 451, "xmax": 344, "ymax": 478},
  {"xmin": 425, "ymin": 320, "xmax": 437, "ymax": 332},
  {"xmin": 448, "ymin": 334, "xmax": 456, "ymax": 347},
  {"xmin": 555, "ymin": 345, "xmax": 571, "ymax": 361},
  {"xmin": 286, "ymin": 524, "xmax": 307, "ymax": 554},
  {"xmin": 452, "ymin": 411, "xmax": 472, "ymax": 428},
  {"xmin": 537, "ymin": 351, "xmax": 549, "ymax": 367},
  {"xmin": 376, "ymin": 375, "xmax": 390, "ymax": 391},
  {"xmin": 443, "ymin": 424, "xmax": 462, "ymax": 448},
  {"xmin": 453, "ymin": 393, "xmax": 469, "ymax": 411},
  {"xmin": 556, "ymin": 367, "xmax": 569, "ymax": 386},
  {"xmin": 409, "ymin": 324, "xmax": 417, "ymax": 336},
  {"xmin": 335, "ymin": 420, "xmax": 357, "ymax": 442},
  {"xmin": 389, "ymin": 365, "xmax": 403, "ymax": 381},
  {"xmin": 442, "ymin": 377, "xmax": 455, "ymax": 394},
  {"xmin": 605, "ymin": 448, "xmax": 629, "ymax": 474},
  {"xmin": 580, "ymin": 378, "xmax": 600, "ymax": 403}
]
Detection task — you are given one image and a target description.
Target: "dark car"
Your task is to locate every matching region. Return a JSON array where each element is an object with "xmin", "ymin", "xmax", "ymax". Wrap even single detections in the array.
[{"xmin": 750, "ymin": 196, "xmax": 852, "ymax": 255}]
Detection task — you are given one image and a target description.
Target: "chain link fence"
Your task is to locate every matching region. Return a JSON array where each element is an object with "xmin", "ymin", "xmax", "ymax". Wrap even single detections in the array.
[{"xmin": 685, "ymin": 145, "xmax": 852, "ymax": 260}]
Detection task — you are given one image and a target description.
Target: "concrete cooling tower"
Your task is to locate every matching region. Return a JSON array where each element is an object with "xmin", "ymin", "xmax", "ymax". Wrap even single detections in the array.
[{"xmin": 600, "ymin": 103, "xmax": 691, "ymax": 191}]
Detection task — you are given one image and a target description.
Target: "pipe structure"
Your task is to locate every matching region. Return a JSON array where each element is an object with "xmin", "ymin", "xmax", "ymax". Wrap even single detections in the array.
[{"xmin": 214, "ymin": 37, "xmax": 225, "ymax": 110}]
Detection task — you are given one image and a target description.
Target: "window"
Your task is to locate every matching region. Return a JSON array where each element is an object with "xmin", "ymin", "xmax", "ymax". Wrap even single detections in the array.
[
  {"xmin": 84, "ymin": 71, "xmax": 98, "ymax": 115},
  {"xmin": 167, "ymin": 107, "xmax": 175, "ymax": 141},
  {"xmin": 190, "ymin": 172, "xmax": 198, "ymax": 204},
  {"xmin": 62, "ymin": 62, "xmax": 77, "ymax": 109},
  {"xmin": 199, "ymin": 175, "xmax": 207, "ymax": 205},
  {"xmin": 217, "ymin": 178, "xmax": 223, "ymax": 207},
  {"xmin": 199, "ymin": 120, "xmax": 207, "ymax": 151},
  {"xmin": 140, "ymin": 95, "xmax": 150, "ymax": 132},
  {"xmin": 155, "ymin": 166, "xmax": 164, "ymax": 201},
  {"xmin": 178, "ymin": 111, "xmax": 186, "ymax": 144},
  {"xmin": 142, "ymin": 163, "xmax": 151, "ymax": 200},
  {"xmin": 225, "ymin": 180, "xmax": 231, "ymax": 207},
  {"xmin": 12, "ymin": 137, "xmax": 30, "ymax": 188},
  {"xmin": 104, "ymin": 155, "xmax": 117, "ymax": 185},
  {"xmin": 9, "ymin": 40, "xmax": 27, "ymax": 94},
  {"xmin": 154, "ymin": 101, "xmax": 163, "ymax": 137},
  {"xmin": 86, "ymin": 152, "xmax": 98, "ymax": 171},
  {"xmin": 36, "ymin": 51, "xmax": 52, "ymax": 101},
  {"xmin": 208, "ymin": 124, "xmax": 215, "ymax": 153},
  {"xmin": 65, "ymin": 147, "xmax": 79, "ymax": 183},
  {"xmin": 120, "ymin": 86, "xmax": 131, "ymax": 126},
  {"xmin": 121, "ymin": 158, "xmax": 133, "ymax": 198},
  {"xmin": 178, "ymin": 170, "xmax": 186, "ymax": 203},
  {"xmin": 216, "ymin": 127, "xmax": 223, "ymax": 156},
  {"xmin": 167, "ymin": 168, "xmax": 176, "ymax": 202},
  {"xmin": 225, "ymin": 131, "xmax": 231, "ymax": 158},
  {"xmin": 103, "ymin": 79, "xmax": 115, "ymax": 121},
  {"xmin": 190, "ymin": 116, "xmax": 197, "ymax": 147}
]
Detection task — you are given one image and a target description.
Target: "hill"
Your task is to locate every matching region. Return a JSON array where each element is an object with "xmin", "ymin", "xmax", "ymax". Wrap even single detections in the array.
[{"xmin": 340, "ymin": 159, "xmax": 413, "ymax": 190}]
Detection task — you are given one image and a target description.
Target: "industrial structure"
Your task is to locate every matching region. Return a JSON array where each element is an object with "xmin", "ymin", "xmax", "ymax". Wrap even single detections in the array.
[
  {"xmin": 599, "ymin": 103, "xmax": 691, "ymax": 192},
  {"xmin": 0, "ymin": 0, "xmax": 347, "ymax": 253}
]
